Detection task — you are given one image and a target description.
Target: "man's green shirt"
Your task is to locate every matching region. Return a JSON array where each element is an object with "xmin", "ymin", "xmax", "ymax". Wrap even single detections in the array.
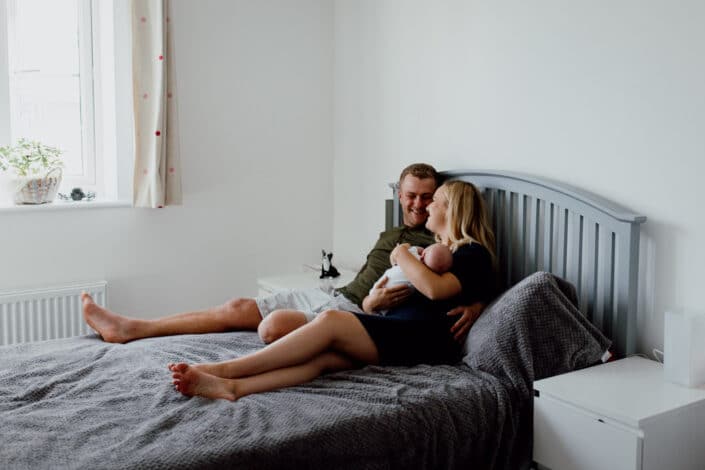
[{"xmin": 336, "ymin": 225, "xmax": 436, "ymax": 307}]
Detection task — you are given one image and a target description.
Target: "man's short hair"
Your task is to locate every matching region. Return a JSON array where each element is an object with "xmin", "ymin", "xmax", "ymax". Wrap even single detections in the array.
[{"xmin": 398, "ymin": 163, "xmax": 439, "ymax": 187}]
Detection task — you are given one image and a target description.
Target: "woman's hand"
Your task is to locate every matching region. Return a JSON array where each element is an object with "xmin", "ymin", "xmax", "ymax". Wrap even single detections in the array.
[
  {"xmin": 392, "ymin": 242, "xmax": 461, "ymax": 301},
  {"xmin": 362, "ymin": 276, "xmax": 412, "ymax": 313},
  {"xmin": 447, "ymin": 302, "xmax": 485, "ymax": 343},
  {"xmin": 389, "ymin": 243, "xmax": 411, "ymax": 266}
]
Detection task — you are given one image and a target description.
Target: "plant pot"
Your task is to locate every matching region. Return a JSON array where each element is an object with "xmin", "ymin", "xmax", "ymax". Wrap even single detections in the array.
[{"xmin": 13, "ymin": 168, "xmax": 63, "ymax": 204}]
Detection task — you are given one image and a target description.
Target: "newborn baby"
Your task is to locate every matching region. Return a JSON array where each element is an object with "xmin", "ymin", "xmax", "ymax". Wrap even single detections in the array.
[{"xmin": 370, "ymin": 243, "xmax": 453, "ymax": 315}]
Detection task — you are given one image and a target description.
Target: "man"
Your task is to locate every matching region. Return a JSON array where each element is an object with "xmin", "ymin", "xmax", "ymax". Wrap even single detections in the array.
[{"xmin": 82, "ymin": 163, "xmax": 483, "ymax": 345}]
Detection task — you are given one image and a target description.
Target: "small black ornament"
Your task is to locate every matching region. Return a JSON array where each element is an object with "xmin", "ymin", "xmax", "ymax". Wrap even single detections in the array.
[
  {"xmin": 71, "ymin": 187, "xmax": 86, "ymax": 201},
  {"xmin": 320, "ymin": 250, "xmax": 340, "ymax": 279}
]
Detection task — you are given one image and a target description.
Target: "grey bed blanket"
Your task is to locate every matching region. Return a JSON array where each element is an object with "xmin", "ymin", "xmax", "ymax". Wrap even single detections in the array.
[{"xmin": 0, "ymin": 272, "xmax": 609, "ymax": 470}]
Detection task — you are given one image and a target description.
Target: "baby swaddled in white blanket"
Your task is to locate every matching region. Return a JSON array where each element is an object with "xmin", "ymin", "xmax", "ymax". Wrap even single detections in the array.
[{"xmin": 370, "ymin": 243, "xmax": 453, "ymax": 315}]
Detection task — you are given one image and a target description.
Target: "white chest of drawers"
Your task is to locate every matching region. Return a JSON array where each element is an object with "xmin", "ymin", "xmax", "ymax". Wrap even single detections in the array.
[{"xmin": 533, "ymin": 357, "xmax": 705, "ymax": 470}]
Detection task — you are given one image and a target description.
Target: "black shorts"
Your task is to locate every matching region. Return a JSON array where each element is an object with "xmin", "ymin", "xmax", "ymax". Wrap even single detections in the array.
[{"xmin": 352, "ymin": 313, "xmax": 460, "ymax": 366}]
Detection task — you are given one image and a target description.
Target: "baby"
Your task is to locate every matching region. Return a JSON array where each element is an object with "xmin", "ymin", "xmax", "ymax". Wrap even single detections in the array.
[{"xmin": 370, "ymin": 243, "xmax": 453, "ymax": 315}]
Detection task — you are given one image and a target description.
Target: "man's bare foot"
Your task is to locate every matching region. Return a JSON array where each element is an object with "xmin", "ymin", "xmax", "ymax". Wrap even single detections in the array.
[
  {"xmin": 170, "ymin": 363, "xmax": 238, "ymax": 401},
  {"xmin": 82, "ymin": 292, "xmax": 138, "ymax": 343}
]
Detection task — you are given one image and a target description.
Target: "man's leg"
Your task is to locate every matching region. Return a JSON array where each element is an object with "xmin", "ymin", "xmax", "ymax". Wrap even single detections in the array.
[
  {"xmin": 257, "ymin": 309, "xmax": 309, "ymax": 344},
  {"xmin": 256, "ymin": 287, "xmax": 347, "ymax": 343},
  {"xmin": 82, "ymin": 293, "xmax": 262, "ymax": 344}
]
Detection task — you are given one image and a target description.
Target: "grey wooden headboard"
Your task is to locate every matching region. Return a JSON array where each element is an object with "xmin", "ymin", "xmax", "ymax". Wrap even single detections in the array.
[{"xmin": 386, "ymin": 170, "xmax": 646, "ymax": 358}]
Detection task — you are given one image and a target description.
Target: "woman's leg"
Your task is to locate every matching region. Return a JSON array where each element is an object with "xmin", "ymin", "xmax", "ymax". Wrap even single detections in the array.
[
  {"xmin": 172, "ymin": 352, "xmax": 354, "ymax": 401},
  {"xmin": 173, "ymin": 309, "xmax": 379, "ymax": 379},
  {"xmin": 81, "ymin": 293, "xmax": 262, "ymax": 343}
]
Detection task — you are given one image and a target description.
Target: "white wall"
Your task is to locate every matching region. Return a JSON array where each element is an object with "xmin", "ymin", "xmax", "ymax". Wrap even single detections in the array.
[
  {"xmin": 2, "ymin": 0, "xmax": 701, "ymax": 355},
  {"xmin": 0, "ymin": 1, "xmax": 333, "ymax": 318},
  {"xmin": 333, "ymin": 0, "xmax": 705, "ymax": 354}
]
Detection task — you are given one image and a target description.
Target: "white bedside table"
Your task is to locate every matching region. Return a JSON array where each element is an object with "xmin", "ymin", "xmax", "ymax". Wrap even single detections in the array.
[
  {"xmin": 533, "ymin": 356, "xmax": 705, "ymax": 470},
  {"xmin": 257, "ymin": 268, "xmax": 357, "ymax": 297}
]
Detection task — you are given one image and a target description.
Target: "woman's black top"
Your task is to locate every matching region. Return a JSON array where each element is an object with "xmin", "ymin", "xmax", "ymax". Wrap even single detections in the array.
[{"xmin": 352, "ymin": 242, "xmax": 495, "ymax": 366}]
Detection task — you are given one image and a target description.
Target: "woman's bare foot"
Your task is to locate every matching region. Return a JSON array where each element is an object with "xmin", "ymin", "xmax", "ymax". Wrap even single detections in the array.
[
  {"xmin": 170, "ymin": 363, "xmax": 238, "ymax": 401},
  {"xmin": 168, "ymin": 362, "xmax": 225, "ymax": 377},
  {"xmin": 82, "ymin": 292, "xmax": 138, "ymax": 343}
]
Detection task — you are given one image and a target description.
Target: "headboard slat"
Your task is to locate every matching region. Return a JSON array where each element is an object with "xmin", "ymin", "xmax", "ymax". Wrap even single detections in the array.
[
  {"xmin": 555, "ymin": 206, "xmax": 568, "ymax": 278},
  {"xmin": 504, "ymin": 190, "xmax": 514, "ymax": 287},
  {"xmin": 581, "ymin": 219, "xmax": 599, "ymax": 321},
  {"xmin": 594, "ymin": 224, "xmax": 608, "ymax": 333},
  {"xmin": 526, "ymin": 196, "xmax": 539, "ymax": 275},
  {"xmin": 566, "ymin": 211, "xmax": 582, "ymax": 298},
  {"xmin": 541, "ymin": 201, "xmax": 553, "ymax": 273}
]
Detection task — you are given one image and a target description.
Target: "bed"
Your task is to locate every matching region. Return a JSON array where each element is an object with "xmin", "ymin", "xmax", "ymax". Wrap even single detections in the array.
[{"xmin": 0, "ymin": 170, "xmax": 645, "ymax": 469}]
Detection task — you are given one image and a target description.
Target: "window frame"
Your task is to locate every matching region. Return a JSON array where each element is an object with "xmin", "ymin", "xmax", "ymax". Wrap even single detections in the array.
[
  {"xmin": 75, "ymin": 0, "xmax": 98, "ymax": 188},
  {"xmin": 1, "ymin": 0, "xmax": 135, "ymax": 200},
  {"xmin": 4, "ymin": 0, "xmax": 98, "ymax": 190}
]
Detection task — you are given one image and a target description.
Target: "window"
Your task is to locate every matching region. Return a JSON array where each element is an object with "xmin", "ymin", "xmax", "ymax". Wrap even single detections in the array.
[{"xmin": 0, "ymin": 0, "xmax": 132, "ymax": 202}]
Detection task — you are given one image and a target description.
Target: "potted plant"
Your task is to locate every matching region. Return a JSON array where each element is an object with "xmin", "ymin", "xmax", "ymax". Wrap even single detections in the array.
[{"xmin": 0, "ymin": 138, "xmax": 63, "ymax": 204}]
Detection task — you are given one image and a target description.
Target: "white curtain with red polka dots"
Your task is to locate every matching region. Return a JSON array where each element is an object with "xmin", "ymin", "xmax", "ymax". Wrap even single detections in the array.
[{"xmin": 131, "ymin": 0, "xmax": 182, "ymax": 208}]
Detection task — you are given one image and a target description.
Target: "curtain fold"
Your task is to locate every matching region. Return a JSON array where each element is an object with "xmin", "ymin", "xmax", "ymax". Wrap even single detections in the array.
[{"xmin": 131, "ymin": 0, "xmax": 182, "ymax": 208}]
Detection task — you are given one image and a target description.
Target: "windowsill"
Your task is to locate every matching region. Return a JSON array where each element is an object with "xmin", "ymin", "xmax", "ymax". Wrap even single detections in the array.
[{"xmin": 0, "ymin": 200, "xmax": 132, "ymax": 213}]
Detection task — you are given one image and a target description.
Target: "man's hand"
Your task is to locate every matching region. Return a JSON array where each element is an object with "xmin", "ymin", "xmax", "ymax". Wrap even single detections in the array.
[
  {"xmin": 447, "ymin": 302, "xmax": 485, "ymax": 343},
  {"xmin": 362, "ymin": 276, "xmax": 412, "ymax": 313}
]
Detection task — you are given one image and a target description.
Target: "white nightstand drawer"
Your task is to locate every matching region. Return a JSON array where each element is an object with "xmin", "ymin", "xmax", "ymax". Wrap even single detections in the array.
[
  {"xmin": 534, "ymin": 394, "xmax": 642, "ymax": 470},
  {"xmin": 533, "ymin": 358, "xmax": 705, "ymax": 470}
]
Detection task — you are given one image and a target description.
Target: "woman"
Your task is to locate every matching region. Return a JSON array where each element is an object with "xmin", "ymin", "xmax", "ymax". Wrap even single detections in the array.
[{"xmin": 170, "ymin": 180, "xmax": 496, "ymax": 401}]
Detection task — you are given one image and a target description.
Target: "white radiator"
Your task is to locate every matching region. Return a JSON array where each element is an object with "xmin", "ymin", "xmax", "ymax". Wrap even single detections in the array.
[{"xmin": 0, "ymin": 281, "xmax": 107, "ymax": 346}]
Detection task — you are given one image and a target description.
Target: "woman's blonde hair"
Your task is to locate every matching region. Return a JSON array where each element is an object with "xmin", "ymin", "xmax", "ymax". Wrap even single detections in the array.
[{"xmin": 437, "ymin": 180, "xmax": 496, "ymax": 262}]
